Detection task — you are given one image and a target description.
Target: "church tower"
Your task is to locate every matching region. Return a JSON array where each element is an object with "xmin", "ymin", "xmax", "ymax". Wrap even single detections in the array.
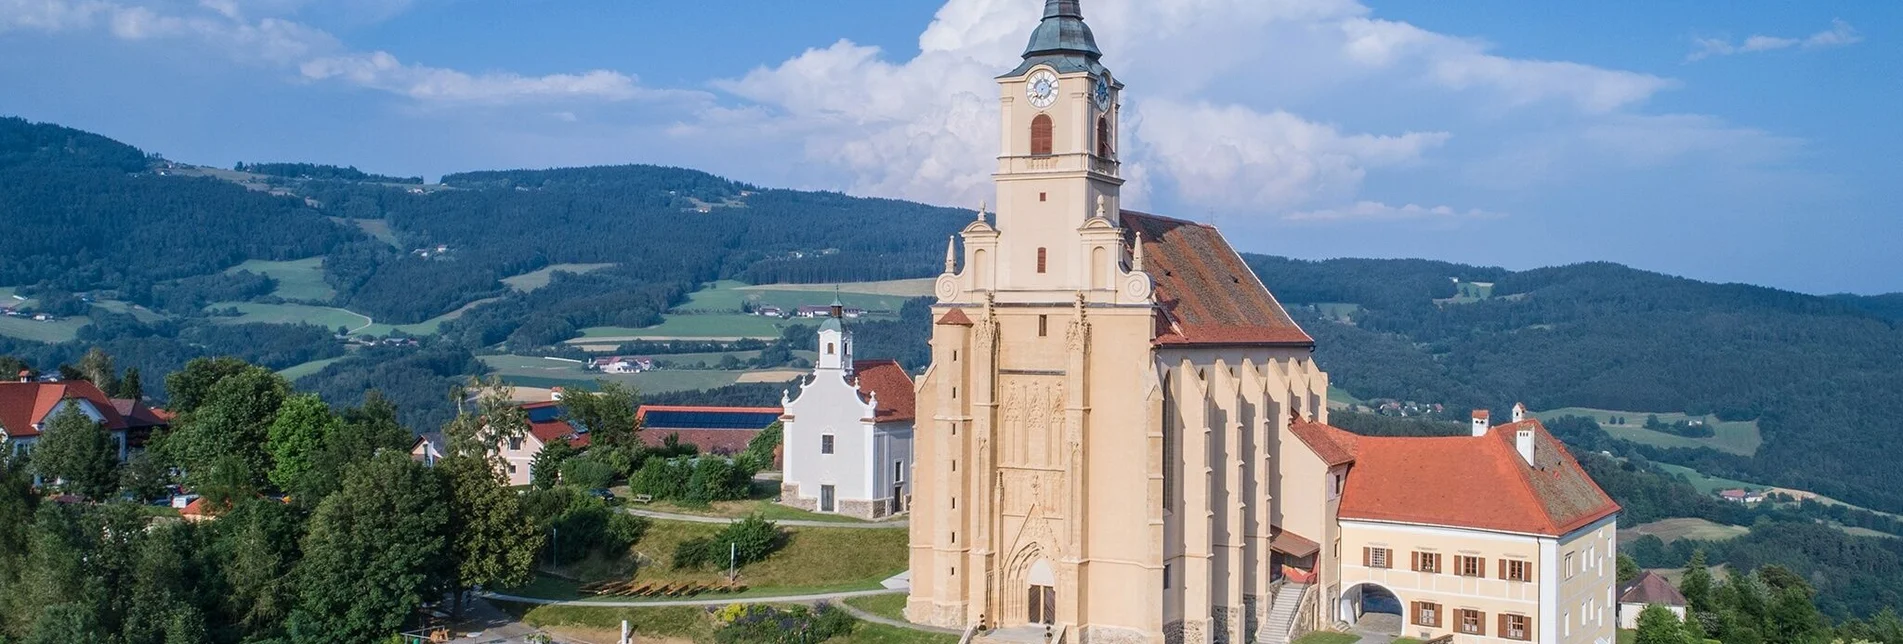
[{"xmin": 909, "ymin": 2, "xmax": 1331, "ymax": 643}]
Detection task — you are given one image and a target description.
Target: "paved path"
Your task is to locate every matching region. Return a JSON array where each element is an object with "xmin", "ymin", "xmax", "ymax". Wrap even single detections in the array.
[
  {"xmin": 480, "ymin": 587, "xmax": 903, "ymax": 608},
  {"xmin": 624, "ymin": 507, "xmax": 907, "ymax": 529},
  {"xmin": 835, "ymin": 601, "xmax": 964, "ymax": 636}
]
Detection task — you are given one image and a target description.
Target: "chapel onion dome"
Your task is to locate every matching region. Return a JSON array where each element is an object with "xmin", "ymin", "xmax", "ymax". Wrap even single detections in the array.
[{"xmin": 1004, "ymin": 0, "xmax": 1114, "ymax": 78}]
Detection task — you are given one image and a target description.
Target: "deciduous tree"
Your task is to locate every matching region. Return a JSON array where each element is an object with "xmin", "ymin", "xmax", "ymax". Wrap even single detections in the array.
[
  {"xmin": 288, "ymin": 453, "xmax": 449, "ymax": 643},
  {"xmin": 29, "ymin": 405, "xmax": 119, "ymax": 500}
]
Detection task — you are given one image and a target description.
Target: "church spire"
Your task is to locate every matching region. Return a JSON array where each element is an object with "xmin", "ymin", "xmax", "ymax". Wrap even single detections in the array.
[{"xmin": 1022, "ymin": 0, "xmax": 1101, "ymax": 61}]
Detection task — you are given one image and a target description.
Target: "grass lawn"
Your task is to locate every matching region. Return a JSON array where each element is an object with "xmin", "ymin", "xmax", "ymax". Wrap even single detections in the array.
[
  {"xmin": 1312, "ymin": 302, "xmax": 1360, "ymax": 321},
  {"xmin": 504, "ymin": 519, "xmax": 908, "ymax": 602},
  {"xmin": 687, "ymin": 280, "xmax": 920, "ymax": 315},
  {"xmin": 503, "ymin": 263, "xmax": 616, "ymax": 292},
  {"xmin": 1536, "ymin": 407, "xmax": 1761, "ymax": 456},
  {"xmin": 1620, "ymin": 518, "xmax": 1747, "ymax": 544},
  {"xmin": 735, "ymin": 278, "xmax": 934, "ymax": 297},
  {"xmin": 843, "ymin": 594, "xmax": 907, "ymax": 622},
  {"xmin": 355, "ymin": 296, "xmax": 499, "ymax": 337},
  {"xmin": 1652, "ymin": 463, "xmax": 1759, "ymax": 496},
  {"xmin": 276, "ymin": 356, "xmax": 348, "ymax": 381},
  {"xmin": 1619, "ymin": 629, "xmax": 1636, "ymax": 644},
  {"xmin": 623, "ymin": 481, "xmax": 876, "ymax": 525},
  {"xmin": 500, "ymin": 601, "xmax": 954, "ymax": 644},
  {"xmin": 481, "ymin": 355, "xmax": 752, "ymax": 394},
  {"xmin": 0, "ymin": 315, "xmax": 85, "ymax": 343},
  {"xmin": 227, "ymin": 257, "xmax": 334, "ymax": 302},
  {"xmin": 92, "ymin": 300, "xmax": 168, "ymax": 323},
  {"xmin": 832, "ymin": 622, "xmax": 959, "ymax": 644},
  {"xmin": 207, "ymin": 302, "xmax": 371, "ymax": 333},
  {"xmin": 330, "ymin": 217, "xmax": 400, "ymax": 247},
  {"xmin": 0, "ymin": 286, "xmax": 36, "ymax": 309},
  {"xmin": 1292, "ymin": 633, "xmax": 1361, "ymax": 644},
  {"xmin": 578, "ymin": 313, "xmax": 792, "ymax": 341}
]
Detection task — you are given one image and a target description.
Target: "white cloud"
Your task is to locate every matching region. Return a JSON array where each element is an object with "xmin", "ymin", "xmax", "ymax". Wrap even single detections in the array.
[
  {"xmin": 0, "ymin": 0, "xmax": 663, "ymax": 105},
  {"xmin": 1688, "ymin": 19, "xmax": 1862, "ymax": 62},
  {"xmin": 1338, "ymin": 18, "xmax": 1673, "ymax": 113},
  {"xmin": 1282, "ymin": 201, "xmax": 1504, "ymax": 223},
  {"xmin": 1133, "ymin": 100, "xmax": 1449, "ymax": 211}
]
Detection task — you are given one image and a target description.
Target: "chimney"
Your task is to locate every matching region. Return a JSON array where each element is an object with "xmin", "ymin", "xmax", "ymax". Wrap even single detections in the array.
[
  {"xmin": 1511, "ymin": 402, "xmax": 1527, "ymax": 423},
  {"xmin": 17, "ymin": 370, "xmax": 29, "ymax": 383},
  {"xmin": 1516, "ymin": 427, "xmax": 1537, "ymax": 465},
  {"xmin": 1470, "ymin": 409, "xmax": 1491, "ymax": 437},
  {"xmin": 550, "ymin": 387, "xmax": 564, "ymax": 402}
]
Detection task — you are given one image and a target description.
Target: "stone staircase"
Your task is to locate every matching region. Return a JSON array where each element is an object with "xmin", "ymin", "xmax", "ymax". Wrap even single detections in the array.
[
  {"xmin": 1257, "ymin": 582, "xmax": 1311, "ymax": 644},
  {"xmin": 972, "ymin": 624, "xmax": 1062, "ymax": 644}
]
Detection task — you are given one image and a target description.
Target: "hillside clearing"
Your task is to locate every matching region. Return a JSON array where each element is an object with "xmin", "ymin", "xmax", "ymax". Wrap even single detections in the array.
[
  {"xmin": 503, "ymin": 519, "xmax": 908, "ymax": 601},
  {"xmin": 685, "ymin": 279, "xmax": 925, "ymax": 314},
  {"xmin": 1535, "ymin": 407, "xmax": 1761, "ymax": 456},
  {"xmin": 735, "ymin": 278, "xmax": 934, "ymax": 297},
  {"xmin": 577, "ymin": 314, "xmax": 789, "ymax": 341},
  {"xmin": 355, "ymin": 296, "xmax": 498, "ymax": 337},
  {"xmin": 1620, "ymin": 518, "xmax": 1747, "ymax": 544},
  {"xmin": 207, "ymin": 302, "xmax": 371, "ymax": 333},
  {"xmin": 330, "ymin": 217, "xmax": 400, "ymax": 247},
  {"xmin": 0, "ymin": 315, "xmax": 85, "ymax": 343},
  {"xmin": 227, "ymin": 257, "xmax": 335, "ymax": 302},
  {"xmin": 276, "ymin": 356, "xmax": 348, "ymax": 381},
  {"xmin": 480, "ymin": 355, "xmax": 764, "ymax": 394},
  {"xmin": 503, "ymin": 263, "xmax": 616, "ymax": 292}
]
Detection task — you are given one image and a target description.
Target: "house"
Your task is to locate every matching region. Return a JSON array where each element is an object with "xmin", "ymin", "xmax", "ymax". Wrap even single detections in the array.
[
  {"xmin": 778, "ymin": 302, "xmax": 915, "ymax": 519},
  {"xmin": 493, "ymin": 397, "xmax": 591, "ymax": 487},
  {"xmin": 635, "ymin": 405, "xmax": 781, "ymax": 456},
  {"xmin": 1617, "ymin": 571, "xmax": 1688, "ymax": 629},
  {"xmin": 590, "ymin": 356, "xmax": 653, "ymax": 374},
  {"xmin": 1303, "ymin": 406, "xmax": 1621, "ymax": 643},
  {"xmin": 1717, "ymin": 489, "xmax": 1765, "ymax": 503},
  {"xmin": 0, "ymin": 376, "xmax": 142, "ymax": 462},
  {"xmin": 756, "ymin": 306, "xmax": 785, "ymax": 318},
  {"xmin": 794, "ymin": 304, "xmax": 866, "ymax": 319},
  {"xmin": 409, "ymin": 432, "xmax": 447, "ymax": 467}
]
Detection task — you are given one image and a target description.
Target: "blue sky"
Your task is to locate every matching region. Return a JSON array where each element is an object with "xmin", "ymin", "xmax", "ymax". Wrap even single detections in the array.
[{"xmin": 2, "ymin": 0, "xmax": 1896, "ymax": 294}]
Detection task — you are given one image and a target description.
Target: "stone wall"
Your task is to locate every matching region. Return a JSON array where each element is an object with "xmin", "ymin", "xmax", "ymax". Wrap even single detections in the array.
[
  {"xmin": 779, "ymin": 483, "xmax": 817, "ymax": 511},
  {"xmin": 1079, "ymin": 624, "xmax": 1150, "ymax": 644}
]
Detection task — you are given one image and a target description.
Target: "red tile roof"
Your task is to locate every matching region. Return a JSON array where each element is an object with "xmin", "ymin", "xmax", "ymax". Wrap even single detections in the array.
[
  {"xmin": 1324, "ymin": 418, "xmax": 1619, "ymax": 536},
  {"xmin": 1121, "ymin": 211, "xmax": 1313, "ymax": 348},
  {"xmin": 1289, "ymin": 418, "xmax": 1359, "ymax": 467},
  {"xmin": 0, "ymin": 380, "xmax": 128, "ymax": 438},
  {"xmin": 935, "ymin": 308, "xmax": 974, "ymax": 326},
  {"xmin": 853, "ymin": 360, "xmax": 915, "ymax": 423}
]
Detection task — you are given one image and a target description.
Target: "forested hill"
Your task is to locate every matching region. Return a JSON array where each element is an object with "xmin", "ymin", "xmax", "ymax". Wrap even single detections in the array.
[{"xmin": 1249, "ymin": 255, "xmax": 1903, "ymax": 514}]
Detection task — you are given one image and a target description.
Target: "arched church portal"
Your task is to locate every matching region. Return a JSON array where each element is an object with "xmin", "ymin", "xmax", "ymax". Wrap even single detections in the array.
[{"xmin": 1337, "ymin": 582, "xmax": 1403, "ymax": 636}]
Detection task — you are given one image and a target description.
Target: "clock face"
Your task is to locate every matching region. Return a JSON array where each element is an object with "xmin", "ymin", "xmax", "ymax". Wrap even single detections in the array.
[
  {"xmin": 1093, "ymin": 77, "xmax": 1112, "ymax": 111},
  {"xmin": 1026, "ymin": 70, "xmax": 1059, "ymax": 109}
]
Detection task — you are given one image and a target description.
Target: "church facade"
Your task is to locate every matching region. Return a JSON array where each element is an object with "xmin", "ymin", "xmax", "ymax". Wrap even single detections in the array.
[
  {"xmin": 778, "ymin": 300, "xmax": 917, "ymax": 520},
  {"xmin": 905, "ymin": 2, "xmax": 1618, "ymax": 644}
]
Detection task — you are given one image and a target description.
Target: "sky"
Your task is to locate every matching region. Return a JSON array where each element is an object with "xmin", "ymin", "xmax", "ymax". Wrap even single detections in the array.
[{"xmin": 2, "ymin": 0, "xmax": 1897, "ymax": 295}]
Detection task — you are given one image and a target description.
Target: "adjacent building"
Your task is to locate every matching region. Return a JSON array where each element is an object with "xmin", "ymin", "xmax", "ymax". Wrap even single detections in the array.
[
  {"xmin": 494, "ymin": 399, "xmax": 591, "ymax": 487},
  {"xmin": 1616, "ymin": 571, "xmax": 1688, "ymax": 629},
  {"xmin": 778, "ymin": 301, "xmax": 916, "ymax": 519},
  {"xmin": 635, "ymin": 404, "xmax": 781, "ymax": 456},
  {"xmin": 904, "ymin": 3, "xmax": 1620, "ymax": 643},
  {"xmin": 0, "ymin": 376, "xmax": 166, "ymax": 462}
]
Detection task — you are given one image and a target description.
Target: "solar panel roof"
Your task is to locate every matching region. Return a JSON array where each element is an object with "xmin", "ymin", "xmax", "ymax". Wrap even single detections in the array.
[{"xmin": 643, "ymin": 410, "xmax": 781, "ymax": 431}]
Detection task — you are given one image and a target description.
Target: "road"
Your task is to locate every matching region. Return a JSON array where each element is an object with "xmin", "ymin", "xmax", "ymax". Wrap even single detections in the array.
[{"xmin": 623, "ymin": 507, "xmax": 906, "ymax": 529}]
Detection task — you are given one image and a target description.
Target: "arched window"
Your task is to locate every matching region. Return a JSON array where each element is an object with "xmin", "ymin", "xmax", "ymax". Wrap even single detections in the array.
[
  {"xmin": 826, "ymin": 342, "xmax": 835, "ymax": 355},
  {"xmin": 1096, "ymin": 116, "xmax": 1113, "ymax": 158},
  {"xmin": 1030, "ymin": 114, "xmax": 1053, "ymax": 156}
]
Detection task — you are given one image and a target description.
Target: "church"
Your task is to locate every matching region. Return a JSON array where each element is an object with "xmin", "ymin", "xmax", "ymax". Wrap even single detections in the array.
[
  {"xmin": 777, "ymin": 297, "xmax": 917, "ymax": 520},
  {"xmin": 904, "ymin": 2, "xmax": 1620, "ymax": 643}
]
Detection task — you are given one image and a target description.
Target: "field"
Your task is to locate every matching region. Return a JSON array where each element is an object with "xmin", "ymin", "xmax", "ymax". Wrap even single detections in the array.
[
  {"xmin": 481, "ymin": 354, "xmax": 779, "ymax": 394},
  {"xmin": 207, "ymin": 302, "xmax": 371, "ymax": 333},
  {"xmin": 0, "ymin": 287, "xmax": 35, "ymax": 309},
  {"xmin": 227, "ymin": 257, "xmax": 334, "ymax": 301},
  {"xmin": 503, "ymin": 263, "xmax": 615, "ymax": 292},
  {"xmin": 735, "ymin": 278, "xmax": 934, "ymax": 297},
  {"xmin": 1311, "ymin": 302, "xmax": 1360, "ymax": 322},
  {"xmin": 92, "ymin": 300, "xmax": 168, "ymax": 322},
  {"xmin": 576, "ymin": 314, "xmax": 792, "ymax": 341},
  {"xmin": 0, "ymin": 315, "xmax": 85, "ymax": 343},
  {"xmin": 1620, "ymin": 518, "xmax": 1748, "ymax": 544},
  {"xmin": 276, "ymin": 356, "xmax": 348, "ymax": 381},
  {"xmin": 504, "ymin": 519, "xmax": 909, "ymax": 601},
  {"xmin": 1535, "ymin": 407, "xmax": 1762, "ymax": 456},
  {"xmin": 330, "ymin": 217, "xmax": 400, "ymax": 247},
  {"xmin": 355, "ymin": 296, "xmax": 499, "ymax": 337},
  {"xmin": 1652, "ymin": 463, "xmax": 1758, "ymax": 495}
]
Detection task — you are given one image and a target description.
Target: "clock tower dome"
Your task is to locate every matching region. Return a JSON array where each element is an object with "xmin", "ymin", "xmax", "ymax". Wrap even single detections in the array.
[{"xmin": 991, "ymin": 0, "xmax": 1124, "ymax": 293}]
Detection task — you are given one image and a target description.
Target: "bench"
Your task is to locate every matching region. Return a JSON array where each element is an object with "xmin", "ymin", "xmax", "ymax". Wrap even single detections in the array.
[{"xmin": 631, "ymin": 494, "xmax": 654, "ymax": 504}]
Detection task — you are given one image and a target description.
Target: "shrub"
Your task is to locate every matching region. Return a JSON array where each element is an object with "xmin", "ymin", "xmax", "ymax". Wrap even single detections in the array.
[
  {"xmin": 560, "ymin": 455, "xmax": 617, "ymax": 490},
  {"xmin": 673, "ymin": 537, "xmax": 713, "ymax": 570},
  {"xmin": 712, "ymin": 604, "xmax": 854, "ymax": 644},
  {"xmin": 712, "ymin": 514, "xmax": 782, "ymax": 568},
  {"xmin": 632, "ymin": 457, "xmax": 691, "ymax": 500},
  {"xmin": 603, "ymin": 512, "xmax": 649, "ymax": 555}
]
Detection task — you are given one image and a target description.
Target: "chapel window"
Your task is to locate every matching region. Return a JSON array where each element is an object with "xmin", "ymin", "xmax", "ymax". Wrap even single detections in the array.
[{"xmin": 1031, "ymin": 114, "xmax": 1053, "ymax": 156}]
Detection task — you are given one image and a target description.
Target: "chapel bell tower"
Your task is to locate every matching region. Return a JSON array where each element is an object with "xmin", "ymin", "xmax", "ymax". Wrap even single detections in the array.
[{"xmin": 991, "ymin": 0, "xmax": 1124, "ymax": 293}]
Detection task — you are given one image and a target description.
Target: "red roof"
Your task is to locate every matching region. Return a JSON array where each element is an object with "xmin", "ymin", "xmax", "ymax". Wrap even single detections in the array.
[
  {"xmin": 1121, "ymin": 211, "xmax": 1313, "ymax": 348},
  {"xmin": 1619, "ymin": 571, "xmax": 1688, "ymax": 606},
  {"xmin": 853, "ymin": 360, "xmax": 915, "ymax": 423},
  {"xmin": 1325, "ymin": 418, "xmax": 1620, "ymax": 536},
  {"xmin": 1288, "ymin": 418, "xmax": 1358, "ymax": 467},
  {"xmin": 0, "ymin": 380, "xmax": 128, "ymax": 438},
  {"xmin": 935, "ymin": 308, "xmax": 974, "ymax": 326}
]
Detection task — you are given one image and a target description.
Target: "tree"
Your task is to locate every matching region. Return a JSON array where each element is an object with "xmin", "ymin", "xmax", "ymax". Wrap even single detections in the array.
[
  {"xmin": 559, "ymin": 380, "xmax": 640, "ymax": 451},
  {"xmin": 439, "ymin": 453, "xmax": 542, "ymax": 615},
  {"xmin": 77, "ymin": 347, "xmax": 117, "ymax": 393},
  {"xmin": 164, "ymin": 365, "xmax": 288, "ymax": 501},
  {"xmin": 266, "ymin": 394, "xmax": 341, "ymax": 497},
  {"xmin": 288, "ymin": 453, "xmax": 450, "ymax": 643},
  {"xmin": 529, "ymin": 440, "xmax": 576, "ymax": 490},
  {"xmin": 161, "ymin": 356, "xmax": 252, "ymax": 415},
  {"xmin": 29, "ymin": 405, "xmax": 119, "ymax": 500},
  {"xmin": 1618, "ymin": 553, "xmax": 1642, "ymax": 585},
  {"xmin": 444, "ymin": 377, "xmax": 528, "ymax": 463},
  {"xmin": 1682, "ymin": 550, "xmax": 1714, "ymax": 613},
  {"xmin": 1636, "ymin": 604, "xmax": 1693, "ymax": 644},
  {"xmin": 296, "ymin": 391, "xmax": 414, "ymax": 502},
  {"xmin": 115, "ymin": 366, "xmax": 143, "ymax": 400},
  {"xmin": 211, "ymin": 499, "xmax": 303, "ymax": 639},
  {"xmin": 118, "ymin": 451, "xmax": 171, "ymax": 503}
]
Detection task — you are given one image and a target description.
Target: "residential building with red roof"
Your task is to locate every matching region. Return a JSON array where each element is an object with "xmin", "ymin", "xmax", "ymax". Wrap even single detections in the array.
[
  {"xmin": 0, "ymin": 376, "xmax": 159, "ymax": 462},
  {"xmin": 488, "ymin": 396, "xmax": 591, "ymax": 487},
  {"xmin": 903, "ymin": 4, "xmax": 1618, "ymax": 643},
  {"xmin": 778, "ymin": 302, "xmax": 916, "ymax": 520}
]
